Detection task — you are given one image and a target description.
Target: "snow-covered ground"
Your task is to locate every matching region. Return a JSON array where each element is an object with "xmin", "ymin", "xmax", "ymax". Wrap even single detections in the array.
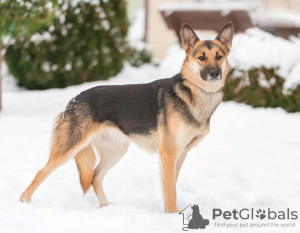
[{"xmin": 0, "ymin": 61, "xmax": 300, "ymax": 232}]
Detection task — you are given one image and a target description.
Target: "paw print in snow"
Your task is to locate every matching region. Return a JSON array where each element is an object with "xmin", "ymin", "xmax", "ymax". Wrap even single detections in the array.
[{"xmin": 256, "ymin": 209, "xmax": 266, "ymax": 219}]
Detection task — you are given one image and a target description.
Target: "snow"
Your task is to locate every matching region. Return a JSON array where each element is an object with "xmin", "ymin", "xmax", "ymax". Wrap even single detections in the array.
[
  {"xmin": 159, "ymin": 2, "xmax": 256, "ymax": 13},
  {"xmin": 1, "ymin": 62, "xmax": 22, "ymax": 92},
  {"xmin": 127, "ymin": 9, "xmax": 145, "ymax": 43},
  {"xmin": 30, "ymin": 31, "xmax": 52, "ymax": 44},
  {"xmin": 1, "ymin": 60, "xmax": 300, "ymax": 232},
  {"xmin": 252, "ymin": 11, "xmax": 300, "ymax": 28},
  {"xmin": 230, "ymin": 28, "xmax": 300, "ymax": 89},
  {"xmin": 127, "ymin": 9, "xmax": 149, "ymax": 52},
  {"xmin": 69, "ymin": 0, "xmax": 101, "ymax": 8}
]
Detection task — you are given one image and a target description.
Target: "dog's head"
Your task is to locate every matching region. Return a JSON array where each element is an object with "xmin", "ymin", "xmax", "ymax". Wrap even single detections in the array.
[{"xmin": 180, "ymin": 22, "xmax": 234, "ymax": 92}]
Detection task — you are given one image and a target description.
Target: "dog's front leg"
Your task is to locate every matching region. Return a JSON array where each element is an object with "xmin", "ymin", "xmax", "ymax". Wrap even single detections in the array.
[
  {"xmin": 175, "ymin": 135, "xmax": 204, "ymax": 183},
  {"xmin": 176, "ymin": 150, "xmax": 188, "ymax": 183},
  {"xmin": 159, "ymin": 143, "xmax": 179, "ymax": 213}
]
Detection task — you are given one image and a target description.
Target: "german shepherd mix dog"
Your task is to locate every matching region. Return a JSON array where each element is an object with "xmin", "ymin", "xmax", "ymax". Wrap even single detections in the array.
[{"xmin": 20, "ymin": 22, "xmax": 234, "ymax": 213}]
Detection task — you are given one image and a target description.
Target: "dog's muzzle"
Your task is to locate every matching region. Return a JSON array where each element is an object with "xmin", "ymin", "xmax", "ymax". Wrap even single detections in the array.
[{"xmin": 200, "ymin": 67, "xmax": 222, "ymax": 83}]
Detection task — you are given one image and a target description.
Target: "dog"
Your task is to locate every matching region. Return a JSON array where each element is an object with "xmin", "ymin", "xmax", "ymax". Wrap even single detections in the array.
[{"xmin": 20, "ymin": 22, "xmax": 234, "ymax": 213}]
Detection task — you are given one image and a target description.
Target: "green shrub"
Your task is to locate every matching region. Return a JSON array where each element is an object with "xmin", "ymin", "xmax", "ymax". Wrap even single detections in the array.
[
  {"xmin": 126, "ymin": 46, "xmax": 151, "ymax": 67},
  {"xmin": 4, "ymin": 0, "xmax": 129, "ymax": 90},
  {"xmin": 224, "ymin": 67, "xmax": 300, "ymax": 112},
  {"xmin": 286, "ymin": 85, "xmax": 300, "ymax": 112}
]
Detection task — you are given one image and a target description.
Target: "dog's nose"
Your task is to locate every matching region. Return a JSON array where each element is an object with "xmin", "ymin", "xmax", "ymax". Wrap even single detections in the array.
[{"xmin": 209, "ymin": 69, "xmax": 220, "ymax": 78}]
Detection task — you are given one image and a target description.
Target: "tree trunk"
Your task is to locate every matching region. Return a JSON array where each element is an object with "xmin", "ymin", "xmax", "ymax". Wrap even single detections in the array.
[{"xmin": 0, "ymin": 38, "xmax": 2, "ymax": 110}]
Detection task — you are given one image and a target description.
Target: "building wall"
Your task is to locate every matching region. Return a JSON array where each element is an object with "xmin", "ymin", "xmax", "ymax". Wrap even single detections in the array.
[
  {"xmin": 146, "ymin": 0, "xmax": 300, "ymax": 62},
  {"xmin": 146, "ymin": 0, "xmax": 194, "ymax": 62}
]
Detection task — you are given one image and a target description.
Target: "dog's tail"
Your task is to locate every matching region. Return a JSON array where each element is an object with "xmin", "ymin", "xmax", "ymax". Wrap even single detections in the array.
[
  {"xmin": 75, "ymin": 144, "xmax": 96, "ymax": 193},
  {"xmin": 53, "ymin": 109, "xmax": 98, "ymax": 194}
]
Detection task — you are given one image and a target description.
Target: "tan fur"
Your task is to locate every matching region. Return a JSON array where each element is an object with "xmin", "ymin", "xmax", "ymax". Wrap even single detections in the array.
[
  {"xmin": 20, "ymin": 118, "xmax": 102, "ymax": 203},
  {"xmin": 75, "ymin": 144, "xmax": 96, "ymax": 193},
  {"xmin": 129, "ymin": 130, "xmax": 160, "ymax": 154},
  {"xmin": 91, "ymin": 126, "xmax": 129, "ymax": 207},
  {"xmin": 158, "ymin": 125, "xmax": 179, "ymax": 213}
]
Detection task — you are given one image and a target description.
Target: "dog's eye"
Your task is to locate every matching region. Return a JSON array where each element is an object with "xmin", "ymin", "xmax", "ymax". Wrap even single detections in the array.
[
  {"xmin": 216, "ymin": 55, "xmax": 223, "ymax": 60},
  {"xmin": 198, "ymin": 56, "xmax": 205, "ymax": 61}
]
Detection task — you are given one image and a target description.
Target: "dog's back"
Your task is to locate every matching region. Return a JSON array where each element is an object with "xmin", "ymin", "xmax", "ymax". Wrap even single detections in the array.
[{"xmin": 71, "ymin": 78, "xmax": 168, "ymax": 135}]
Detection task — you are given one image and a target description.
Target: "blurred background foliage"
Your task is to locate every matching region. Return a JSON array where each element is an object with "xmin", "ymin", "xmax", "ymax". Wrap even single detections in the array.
[
  {"xmin": 224, "ymin": 67, "xmax": 300, "ymax": 113},
  {"xmin": 126, "ymin": 46, "xmax": 151, "ymax": 67},
  {"xmin": 2, "ymin": 0, "xmax": 150, "ymax": 90},
  {"xmin": 0, "ymin": 0, "xmax": 57, "ymax": 37}
]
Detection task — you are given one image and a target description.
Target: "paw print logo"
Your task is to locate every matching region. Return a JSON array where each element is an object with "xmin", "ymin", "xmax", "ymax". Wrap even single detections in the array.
[{"xmin": 256, "ymin": 209, "xmax": 266, "ymax": 219}]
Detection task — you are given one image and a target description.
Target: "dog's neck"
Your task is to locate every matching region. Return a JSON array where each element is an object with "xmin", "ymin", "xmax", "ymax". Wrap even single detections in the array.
[
  {"xmin": 180, "ymin": 72, "xmax": 223, "ymax": 97},
  {"xmin": 178, "ymin": 73, "xmax": 224, "ymax": 121},
  {"xmin": 183, "ymin": 77, "xmax": 223, "ymax": 94}
]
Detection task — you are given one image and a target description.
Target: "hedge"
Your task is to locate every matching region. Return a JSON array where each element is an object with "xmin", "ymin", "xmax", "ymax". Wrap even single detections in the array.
[
  {"xmin": 223, "ymin": 67, "xmax": 300, "ymax": 113},
  {"xmin": 4, "ymin": 0, "xmax": 129, "ymax": 90}
]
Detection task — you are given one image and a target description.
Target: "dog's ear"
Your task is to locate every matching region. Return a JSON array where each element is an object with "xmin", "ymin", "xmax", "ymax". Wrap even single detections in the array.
[
  {"xmin": 180, "ymin": 23, "xmax": 199, "ymax": 51},
  {"xmin": 215, "ymin": 22, "xmax": 234, "ymax": 50}
]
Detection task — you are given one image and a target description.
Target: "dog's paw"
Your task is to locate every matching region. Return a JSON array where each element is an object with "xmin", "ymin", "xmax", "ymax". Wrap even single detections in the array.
[
  {"xmin": 99, "ymin": 201, "xmax": 113, "ymax": 208},
  {"xmin": 165, "ymin": 206, "xmax": 179, "ymax": 213},
  {"xmin": 19, "ymin": 193, "xmax": 31, "ymax": 203}
]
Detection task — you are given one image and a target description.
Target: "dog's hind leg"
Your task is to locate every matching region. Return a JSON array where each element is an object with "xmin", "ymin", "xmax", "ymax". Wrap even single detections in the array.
[
  {"xmin": 20, "ymin": 113, "xmax": 98, "ymax": 203},
  {"xmin": 92, "ymin": 133, "xmax": 129, "ymax": 207},
  {"xmin": 19, "ymin": 150, "xmax": 74, "ymax": 203}
]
